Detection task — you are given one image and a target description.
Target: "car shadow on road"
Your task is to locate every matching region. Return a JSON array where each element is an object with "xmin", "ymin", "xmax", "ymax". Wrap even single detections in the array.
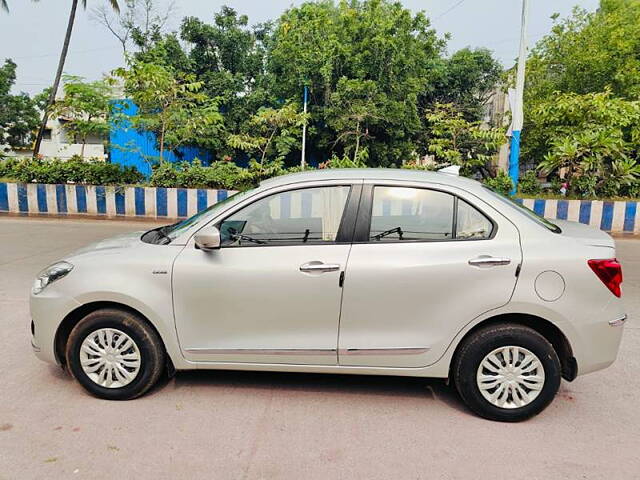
[{"xmin": 165, "ymin": 369, "xmax": 469, "ymax": 414}]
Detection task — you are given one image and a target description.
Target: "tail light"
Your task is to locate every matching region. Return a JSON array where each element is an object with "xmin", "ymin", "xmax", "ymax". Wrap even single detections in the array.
[{"xmin": 588, "ymin": 259, "xmax": 623, "ymax": 297}]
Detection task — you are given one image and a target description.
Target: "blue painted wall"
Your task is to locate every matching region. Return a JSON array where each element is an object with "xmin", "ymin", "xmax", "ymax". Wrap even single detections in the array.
[{"xmin": 109, "ymin": 100, "xmax": 214, "ymax": 177}]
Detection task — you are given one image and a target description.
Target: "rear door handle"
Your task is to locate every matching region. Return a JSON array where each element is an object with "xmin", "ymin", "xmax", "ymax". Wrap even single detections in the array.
[
  {"xmin": 300, "ymin": 262, "xmax": 341, "ymax": 273},
  {"xmin": 468, "ymin": 256, "xmax": 511, "ymax": 267}
]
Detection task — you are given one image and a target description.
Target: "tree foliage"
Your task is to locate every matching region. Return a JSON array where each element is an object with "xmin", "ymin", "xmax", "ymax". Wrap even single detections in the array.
[
  {"xmin": 535, "ymin": 91, "xmax": 640, "ymax": 196},
  {"xmin": 426, "ymin": 47, "xmax": 503, "ymax": 121},
  {"xmin": 0, "ymin": 59, "xmax": 39, "ymax": 150},
  {"xmin": 425, "ymin": 103, "xmax": 505, "ymax": 178},
  {"xmin": 96, "ymin": 2, "xmax": 504, "ymax": 171},
  {"xmin": 526, "ymin": 1, "xmax": 640, "ymax": 102},
  {"xmin": 228, "ymin": 102, "xmax": 308, "ymax": 166},
  {"xmin": 115, "ymin": 60, "xmax": 224, "ymax": 162},
  {"xmin": 268, "ymin": 0, "xmax": 446, "ymax": 166},
  {"xmin": 521, "ymin": 0, "xmax": 640, "ymax": 197},
  {"xmin": 50, "ymin": 75, "xmax": 113, "ymax": 156}
]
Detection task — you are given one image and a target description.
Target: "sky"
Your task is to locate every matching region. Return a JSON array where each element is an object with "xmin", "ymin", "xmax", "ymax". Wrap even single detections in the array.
[{"xmin": 0, "ymin": 0, "xmax": 599, "ymax": 96}]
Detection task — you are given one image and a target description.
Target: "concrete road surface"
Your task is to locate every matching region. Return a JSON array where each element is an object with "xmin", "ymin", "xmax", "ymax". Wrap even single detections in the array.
[{"xmin": 1, "ymin": 216, "xmax": 639, "ymax": 480}]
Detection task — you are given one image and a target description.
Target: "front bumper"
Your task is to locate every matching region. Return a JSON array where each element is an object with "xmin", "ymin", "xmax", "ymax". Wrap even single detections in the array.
[{"xmin": 30, "ymin": 289, "xmax": 81, "ymax": 365}]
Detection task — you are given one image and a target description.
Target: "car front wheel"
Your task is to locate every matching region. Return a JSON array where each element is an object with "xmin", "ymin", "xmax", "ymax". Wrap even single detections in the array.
[
  {"xmin": 65, "ymin": 308, "xmax": 165, "ymax": 400},
  {"xmin": 452, "ymin": 323, "xmax": 561, "ymax": 422}
]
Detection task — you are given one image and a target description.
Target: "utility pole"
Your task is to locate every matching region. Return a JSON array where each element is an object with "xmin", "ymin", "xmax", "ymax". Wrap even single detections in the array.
[
  {"xmin": 301, "ymin": 85, "xmax": 308, "ymax": 169},
  {"xmin": 509, "ymin": 0, "xmax": 529, "ymax": 195}
]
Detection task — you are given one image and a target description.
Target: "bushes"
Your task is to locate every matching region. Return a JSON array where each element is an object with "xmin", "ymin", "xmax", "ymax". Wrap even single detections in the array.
[
  {"xmin": 0, "ymin": 156, "xmax": 144, "ymax": 185},
  {"xmin": 3, "ymin": 155, "xmax": 636, "ymax": 200},
  {"xmin": 149, "ymin": 159, "xmax": 282, "ymax": 190},
  {"xmin": 518, "ymin": 170, "xmax": 542, "ymax": 196},
  {"xmin": 482, "ymin": 170, "xmax": 513, "ymax": 195}
]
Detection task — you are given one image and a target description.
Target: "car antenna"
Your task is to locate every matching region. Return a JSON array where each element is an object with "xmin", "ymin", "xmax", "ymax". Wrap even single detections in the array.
[{"xmin": 438, "ymin": 165, "xmax": 460, "ymax": 176}]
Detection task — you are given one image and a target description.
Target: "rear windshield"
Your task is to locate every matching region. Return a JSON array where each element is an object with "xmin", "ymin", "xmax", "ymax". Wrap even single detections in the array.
[{"xmin": 484, "ymin": 188, "xmax": 561, "ymax": 234}]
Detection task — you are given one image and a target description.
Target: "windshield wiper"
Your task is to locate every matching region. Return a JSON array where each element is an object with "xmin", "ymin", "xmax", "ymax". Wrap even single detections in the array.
[
  {"xmin": 373, "ymin": 227, "xmax": 404, "ymax": 241},
  {"xmin": 233, "ymin": 234, "xmax": 266, "ymax": 245},
  {"xmin": 228, "ymin": 227, "xmax": 267, "ymax": 245}
]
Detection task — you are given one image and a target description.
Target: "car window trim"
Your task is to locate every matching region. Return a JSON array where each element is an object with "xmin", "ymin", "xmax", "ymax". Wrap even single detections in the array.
[
  {"xmin": 352, "ymin": 183, "xmax": 497, "ymax": 244},
  {"xmin": 214, "ymin": 183, "xmax": 360, "ymax": 248}
]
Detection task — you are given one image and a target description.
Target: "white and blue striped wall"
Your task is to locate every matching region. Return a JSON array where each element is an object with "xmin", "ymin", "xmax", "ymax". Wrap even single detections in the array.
[
  {"xmin": 0, "ymin": 182, "xmax": 233, "ymax": 219},
  {"xmin": 0, "ymin": 182, "xmax": 639, "ymax": 233},
  {"xmin": 515, "ymin": 198, "xmax": 639, "ymax": 234}
]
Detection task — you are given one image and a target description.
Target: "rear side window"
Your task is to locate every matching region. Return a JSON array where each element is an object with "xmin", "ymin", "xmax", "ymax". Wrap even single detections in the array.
[
  {"xmin": 457, "ymin": 199, "xmax": 493, "ymax": 239},
  {"xmin": 368, "ymin": 186, "xmax": 493, "ymax": 242},
  {"xmin": 370, "ymin": 187, "xmax": 454, "ymax": 241}
]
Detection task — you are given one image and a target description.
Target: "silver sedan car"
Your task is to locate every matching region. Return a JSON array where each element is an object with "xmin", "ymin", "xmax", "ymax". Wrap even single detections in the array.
[{"xmin": 30, "ymin": 169, "xmax": 626, "ymax": 421}]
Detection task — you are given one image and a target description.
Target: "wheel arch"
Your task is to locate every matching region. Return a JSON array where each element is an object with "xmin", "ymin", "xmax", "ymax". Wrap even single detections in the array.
[
  {"xmin": 54, "ymin": 301, "xmax": 175, "ymax": 376},
  {"xmin": 449, "ymin": 313, "xmax": 577, "ymax": 382}
]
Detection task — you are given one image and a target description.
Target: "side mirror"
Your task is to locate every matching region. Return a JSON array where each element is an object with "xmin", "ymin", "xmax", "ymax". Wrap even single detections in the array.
[{"xmin": 194, "ymin": 225, "xmax": 221, "ymax": 251}]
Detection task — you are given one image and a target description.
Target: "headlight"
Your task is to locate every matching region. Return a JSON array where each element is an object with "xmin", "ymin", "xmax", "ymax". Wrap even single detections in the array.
[{"xmin": 32, "ymin": 261, "xmax": 74, "ymax": 295}]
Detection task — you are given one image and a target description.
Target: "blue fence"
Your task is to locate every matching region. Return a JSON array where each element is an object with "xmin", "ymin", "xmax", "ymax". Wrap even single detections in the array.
[
  {"xmin": 0, "ymin": 182, "xmax": 231, "ymax": 218},
  {"xmin": 1, "ymin": 181, "xmax": 639, "ymax": 233},
  {"xmin": 110, "ymin": 100, "xmax": 214, "ymax": 177}
]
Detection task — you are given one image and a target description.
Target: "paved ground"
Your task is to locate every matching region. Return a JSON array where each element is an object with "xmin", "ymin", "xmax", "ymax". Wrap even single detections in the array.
[{"xmin": 1, "ymin": 216, "xmax": 639, "ymax": 480}]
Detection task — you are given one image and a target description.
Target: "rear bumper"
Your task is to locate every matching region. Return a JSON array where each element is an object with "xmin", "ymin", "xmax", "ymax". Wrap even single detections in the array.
[{"xmin": 574, "ymin": 311, "xmax": 625, "ymax": 376}]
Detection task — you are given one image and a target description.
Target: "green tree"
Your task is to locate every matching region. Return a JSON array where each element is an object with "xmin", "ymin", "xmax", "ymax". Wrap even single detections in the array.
[
  {"xmin": 268, "ymin": 0, "xmax": 446, "ymax": 166},
  {"xmin": 115, "ymin": 60, "xmax": 224, "ymax": 162},
  {"xmin": 128, "ymin": 5, "xmax": 274, "ymax": 159},
  {"xmin": 526, "ymin": 1, "xmax": 640, "ymax": 102},
  {"xmin": 523, "ymin": 0, "xmax": 640, "ymax": 171},
  {"xmin": 424, "ymin": 103, "xmax": 505, "ymax": 178},
  {"xmin": 228, "ymin": 102, "xmax": 307, "ymax": 166},
  {"xmin": 0, "ymin": 59, "xmax": 39, "ymax": 149},
  {"xmin": 50, "ymin": 75, "xmax": 113, "ymax": 156},
  {"xmin": 325, "ymin": 78, "xmax": 385, "ymax": 162},
  {"xmin": 179, "ymin": 7, "xmax": 274, "ymax": 144},
  {"xmin": 427, "ymin": 47, "xmax": 503, "ymax": 121}
]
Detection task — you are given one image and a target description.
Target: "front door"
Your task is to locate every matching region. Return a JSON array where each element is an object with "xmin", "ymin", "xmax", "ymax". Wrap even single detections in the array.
[
  {"xmin": 338, "ymin": 183, "xmax": 522, "ymax": 368},
  {"xmin": 173, "ymin": 183, "xmax": 356, "ymax": 365}
]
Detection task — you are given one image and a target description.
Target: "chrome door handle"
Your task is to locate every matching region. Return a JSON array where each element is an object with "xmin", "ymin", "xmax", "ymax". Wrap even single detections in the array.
[
  {"xmin": 468, "ymin": 256, "xmax": 511, "ymax": 267},
  {"xmin": 300, "ymin": 262, "xmax": 341, "ymax": 273}
]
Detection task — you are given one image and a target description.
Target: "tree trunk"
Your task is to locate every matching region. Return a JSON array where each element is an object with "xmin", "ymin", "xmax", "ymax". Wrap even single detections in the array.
[
  {"xmin": 159, "ymin": 127, "xmax": 165, "ymax": 163},
  {"xmin": 33, "ymin": 0, "xmax": 79, "ymax": 158},
  {"xmin": 353, "ymin": 121, "xmax": 360, "ymax": 162},
  {"xmin": 260, "ymin": 129, "xmax": 277, "ymax": 171}
]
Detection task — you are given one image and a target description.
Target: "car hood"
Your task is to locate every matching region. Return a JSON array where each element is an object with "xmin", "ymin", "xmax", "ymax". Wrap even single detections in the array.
[
  {"xmin": 553, "ymin": 219, "xmax": 615, "ymax": 248},
  {"xmin": 67, "ymin": 231, "xmax": 146, "ymax": 258}
]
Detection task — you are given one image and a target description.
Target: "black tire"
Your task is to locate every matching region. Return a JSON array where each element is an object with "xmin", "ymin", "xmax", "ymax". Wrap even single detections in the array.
[
  {"xmin": 66, "ymin": 308, "xmax": 165, "ymax": 400},
  {"xmin": 452, "ymin": 323, "xmax": 561, "ymax": 422}
]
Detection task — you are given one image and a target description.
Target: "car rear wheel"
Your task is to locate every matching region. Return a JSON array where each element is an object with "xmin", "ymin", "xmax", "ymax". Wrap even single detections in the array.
[
  {"xmin": 66, "ymin": 308, "xmax": 165, "ymax": 400},
  {"xmin": 452, "ymin": 324, "xmax": 561, "ymax": 422}
]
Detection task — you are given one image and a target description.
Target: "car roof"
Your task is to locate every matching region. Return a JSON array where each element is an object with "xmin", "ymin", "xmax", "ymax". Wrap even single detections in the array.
[{"xmin": 259, "ymin": 168, "xmax": 482, "ymax": 190}]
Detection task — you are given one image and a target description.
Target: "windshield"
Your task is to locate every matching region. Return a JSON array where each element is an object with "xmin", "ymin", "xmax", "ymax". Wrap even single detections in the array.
[
  {"xmin": 141, "ymin": 189, "xmax": 253, "ymax": 245},
  {"xmin": 165, "ymin": 190, "xmax": 251, "ymax": 239},
  {"xmin": 484, "ymin": 187, "xmax": 561, "ymax": 234}
]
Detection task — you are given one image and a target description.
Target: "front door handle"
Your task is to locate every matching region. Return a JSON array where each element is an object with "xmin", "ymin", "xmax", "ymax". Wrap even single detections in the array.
[
  {"xmin": 468, "ymin": 256, "xmax": 511, "ymax": 267},
  {"xmin": 300, "ymin": 262, "xmax": 341, "ymax": 273}
]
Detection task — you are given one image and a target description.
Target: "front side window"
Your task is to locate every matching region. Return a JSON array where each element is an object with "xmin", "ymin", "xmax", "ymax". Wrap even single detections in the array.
[
  {"xmin": 219, "ymin": 186, "xmax": 351, "ymax": 246},
  {"xmin": 369, "ymin": 187, "xmax": 454, "ymax": 241}
]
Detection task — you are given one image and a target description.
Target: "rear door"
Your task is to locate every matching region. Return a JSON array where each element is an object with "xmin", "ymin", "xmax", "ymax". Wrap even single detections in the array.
[{"xmin": 338, "ymin": 182, "xmax": 522, "ymax": 368}]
